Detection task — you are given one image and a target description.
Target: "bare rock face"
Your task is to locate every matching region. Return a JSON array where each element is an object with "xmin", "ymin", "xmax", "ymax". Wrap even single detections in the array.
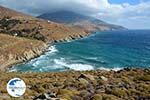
[
  {"xmin": 78, "ymin": 73, "xmax": 96, "ymax": 82},
  {"xmin": 100, "ymin": 76, "xmax": 108, "ymax": 81},
  {"xmin": 33, "ymin": 92, "xmax": 59, "ymax": 100}
]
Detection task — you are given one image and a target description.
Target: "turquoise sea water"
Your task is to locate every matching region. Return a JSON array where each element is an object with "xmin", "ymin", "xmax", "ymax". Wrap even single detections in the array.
[{"xmin": 10, "ymin": 30, "xmax": 150, "ymax": 72}]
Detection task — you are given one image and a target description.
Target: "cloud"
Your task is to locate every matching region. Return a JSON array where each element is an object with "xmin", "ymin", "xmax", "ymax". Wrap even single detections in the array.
[
  {"xmin": 0, "ymin": 0, "xmax": 100, "ymax": 15},
  {"xmin": 0, "ymin": 0, "xmax": 150, "ymax": 29},
  {"xmin": 95, "ymin": 0, "xmax": 150, "ymax": 29}
]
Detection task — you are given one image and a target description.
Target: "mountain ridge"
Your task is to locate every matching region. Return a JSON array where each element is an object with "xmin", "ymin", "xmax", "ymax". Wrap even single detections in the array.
[
  {"xmin": 38, "ymin": 10, "xmax": 105, "ymax": 24},
  {"xmin": 38, "ymin": 10, "xmax": 127, "ymax": 32}
]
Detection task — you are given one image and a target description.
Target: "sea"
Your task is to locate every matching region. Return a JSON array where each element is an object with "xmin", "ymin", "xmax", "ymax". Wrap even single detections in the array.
[{"xmin": 9, "ymin": 30, "xmax": 150, "ymax": 72}]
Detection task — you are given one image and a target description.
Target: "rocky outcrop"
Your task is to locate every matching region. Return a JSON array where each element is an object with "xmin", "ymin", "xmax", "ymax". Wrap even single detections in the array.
[
  {"xmin": 33, "ymin": 92, "xmax": 59, "ymax": 100},
  {"xmin": 0, "ymin": 47, "xmax": 48, "ymax": 71},
  {"xmin": 50, "ymin": 32, "xmax": 90, "ymax": 43}
]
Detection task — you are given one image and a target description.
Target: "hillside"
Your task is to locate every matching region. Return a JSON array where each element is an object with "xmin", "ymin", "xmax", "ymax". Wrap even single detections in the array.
[
  {"xmin": 0, "ymin": 69, "xmax": 150, "ymax": 99},
  {"xmin": 0, "ymin": 6, "xmax": 89, "ymax": 43},
  {"xmin": 0, "ymin": 33, "xmax": 47, "ymax": 71},
  {"xmin": 38, "ymin": 10, "xmax": 127, "ymax": 32},
  {"xmin": 0, "ymin": 6, "xmax": 92, "ymax": 70}
]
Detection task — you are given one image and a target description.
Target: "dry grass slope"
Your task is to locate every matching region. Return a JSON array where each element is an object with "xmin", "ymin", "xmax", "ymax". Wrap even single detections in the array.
[{"xmin": 0, "ymin": 33, "xmax": 47, "ymax": 71}]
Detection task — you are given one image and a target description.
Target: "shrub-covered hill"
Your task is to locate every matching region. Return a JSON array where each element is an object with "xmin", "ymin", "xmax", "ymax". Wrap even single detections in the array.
[{"xmin": 0, "ymin": 69, "xmax": 150, "ymax": 100}]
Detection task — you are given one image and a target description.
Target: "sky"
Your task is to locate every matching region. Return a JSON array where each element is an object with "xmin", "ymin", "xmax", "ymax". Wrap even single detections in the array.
[
  {"xmin": 109, "ymin": 0, "xmax": 144, "ymax": 5},
  {"xmin": 0, "ymin": 0, "xmax": 150, "ymax": 29}
]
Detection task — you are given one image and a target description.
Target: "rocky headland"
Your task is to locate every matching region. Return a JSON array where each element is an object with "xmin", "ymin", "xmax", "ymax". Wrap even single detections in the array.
[{"xmin": 0, "ymin": 33, "xmax": 47, "ymax": 71}]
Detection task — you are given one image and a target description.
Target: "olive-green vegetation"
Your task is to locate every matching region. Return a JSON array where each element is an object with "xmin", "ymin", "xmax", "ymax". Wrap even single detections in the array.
[{"xmin": 0, "ymin": 69, "xmax": 150, "ymax": 100}]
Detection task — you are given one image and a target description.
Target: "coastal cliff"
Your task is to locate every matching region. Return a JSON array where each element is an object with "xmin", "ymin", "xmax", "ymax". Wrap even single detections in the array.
[{"xmin": 0, "ymin": 34, "xmax": 48, "ymax": 71}]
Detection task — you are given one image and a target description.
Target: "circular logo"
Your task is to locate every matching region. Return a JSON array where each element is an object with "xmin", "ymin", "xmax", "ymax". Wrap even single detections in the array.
[{"xmin": 7, "ymin": 78, "xmax": 26, "ymax": 97}]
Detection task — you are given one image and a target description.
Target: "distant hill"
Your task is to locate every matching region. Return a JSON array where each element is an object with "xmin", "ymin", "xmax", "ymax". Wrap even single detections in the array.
[
  {"xmin": 38, "ymin": 10, "xmax": 127, "ymax": 32},
  {"xmin": 0, "ymin": 6, "xmax": 89, "ymax": 43}
]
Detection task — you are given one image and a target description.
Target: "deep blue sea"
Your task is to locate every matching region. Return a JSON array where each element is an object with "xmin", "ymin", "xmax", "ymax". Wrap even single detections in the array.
[{"xmin": 10, "ymin": 30, "xmax": 150, "ymax": 72}]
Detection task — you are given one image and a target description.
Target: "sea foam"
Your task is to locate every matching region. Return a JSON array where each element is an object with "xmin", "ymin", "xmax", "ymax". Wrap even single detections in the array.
[
  {"xmin": 97, "ymin": 67, "xmax": 123, "ymax": 71},
  {"xmin": 47, "ymin": 45, "xmax": 58, "ymax": 53},
  {"xmin": 54, "ymin": 58, "xmax": 94, "ymax": 71}
]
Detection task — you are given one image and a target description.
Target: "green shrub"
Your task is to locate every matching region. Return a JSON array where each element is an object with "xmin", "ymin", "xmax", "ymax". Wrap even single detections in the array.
[
  {"xmin": 106, "ymin": 88, "xmax": 127, "ymax": 98},
  {"xmin": 92, "ymin": 94, "xmax": 102, "ymax": 100},
  {"xmin": 102, "ymin": 94, "xmax": 121, "ymax": 100},
  {"xmin": 136, "ymin": 75, "xmax": 150, "ymax": 81}
]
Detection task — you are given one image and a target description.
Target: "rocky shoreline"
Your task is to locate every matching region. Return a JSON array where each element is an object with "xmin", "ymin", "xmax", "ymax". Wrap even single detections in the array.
[
  {"xmin": 0, "ymin": 34, "xmax": 48, "ymax": 71},
  {"xmin": 0, "ymin": 31, "xmax": 92, "ymax": 71},
  {"xmin": 0, "ymin": 68, "xmax": 150, "ymax": 100},
  {"xmin": 0, "ymin": 5, "xmax": 94, "ymax": 71}
]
